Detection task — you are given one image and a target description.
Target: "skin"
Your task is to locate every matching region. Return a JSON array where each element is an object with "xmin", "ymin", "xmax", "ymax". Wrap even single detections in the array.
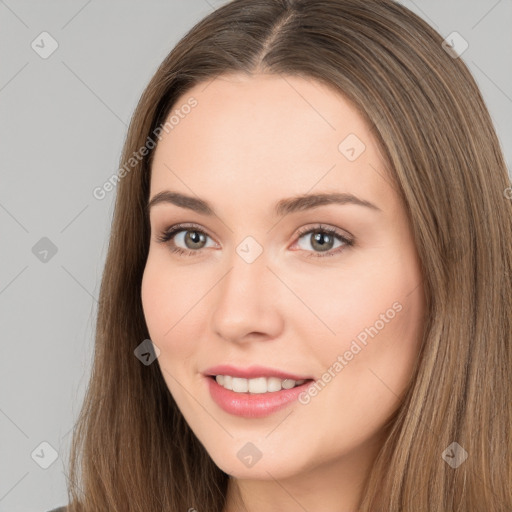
[{"xmin": 141, "ymin": 73, "xmax": 425, "ymax": 512}]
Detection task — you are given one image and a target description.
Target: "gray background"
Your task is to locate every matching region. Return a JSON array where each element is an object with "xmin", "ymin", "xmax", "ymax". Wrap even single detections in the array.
[{"xmin": 0, "ymin": 1, "xmax": 510, "ymax": 510}]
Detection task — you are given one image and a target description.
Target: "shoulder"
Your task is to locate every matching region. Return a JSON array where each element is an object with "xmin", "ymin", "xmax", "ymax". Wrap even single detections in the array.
[{"xmin": 47, "ymin": 507, "xmax": 67, "ymax": 512}]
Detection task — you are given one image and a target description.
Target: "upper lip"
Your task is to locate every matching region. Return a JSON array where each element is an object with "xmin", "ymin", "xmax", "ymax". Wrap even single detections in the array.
[{"xmin": 203, "ymin": 364, "xmax": 314, "ymax": 381}]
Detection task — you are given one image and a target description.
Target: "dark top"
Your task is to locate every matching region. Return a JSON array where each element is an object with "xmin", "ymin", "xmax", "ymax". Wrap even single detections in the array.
[{"xmin": 47, "ymin": 507, "xmax": 67, "ymax": 512}]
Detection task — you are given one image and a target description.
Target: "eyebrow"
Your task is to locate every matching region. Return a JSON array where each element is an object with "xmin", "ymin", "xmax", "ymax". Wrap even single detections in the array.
[{"xmin": 146, "ymin": 190, "xmax": 382, "ymax": 216}]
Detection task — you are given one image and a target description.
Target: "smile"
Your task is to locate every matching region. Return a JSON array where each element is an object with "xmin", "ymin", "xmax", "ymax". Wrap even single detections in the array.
[
  {"xmin": 213, "ymin": 375, "xmax": 307, "ymax": 393},
  {"xmin": 205, "ymin": 375, "xmax": 314, "ymax": 418}
]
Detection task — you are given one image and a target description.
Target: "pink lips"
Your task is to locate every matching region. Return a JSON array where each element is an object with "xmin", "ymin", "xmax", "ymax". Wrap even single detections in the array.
[
  {"xmin": 202, "ymin": 364, "xmax": 315, "ymax": 418},
  {"xmin": 205, "ymin": 376, "xmax": 313, "ymax": 418},
  {"xmin": 203, "ymin": 364, "xmax": 313, "ymax": 381}
]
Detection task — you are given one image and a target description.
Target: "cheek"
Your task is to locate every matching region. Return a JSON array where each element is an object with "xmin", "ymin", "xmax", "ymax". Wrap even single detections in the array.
[
  {"xmin": 141, "ymin": 259, "xmax": 207, "ymax": 412},
  {"xmin": 289, "ymin": 256, "xmax": 419, "ymax": 345},
  {"xmin": 141, "ymin": 258, "xmax": 201, "ymax": 366},
  {"xmin": 290, "ymin": 245, "xmax": 424, "ymax": 391},
  {"xmin": 297, "ymin": 285, "xmax": 424, "ymax": 451}
]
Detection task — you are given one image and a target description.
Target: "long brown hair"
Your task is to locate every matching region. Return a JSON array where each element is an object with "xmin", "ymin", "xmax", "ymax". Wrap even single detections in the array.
[{"xmin": 65, "ymin": 1, "xmax": 512, "ymax": 510}]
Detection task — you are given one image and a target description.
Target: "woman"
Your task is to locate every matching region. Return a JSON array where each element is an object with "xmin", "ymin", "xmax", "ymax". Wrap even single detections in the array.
[{"xmin": 58, "ymin": 0, "xmax": 512, "ymax": 510}]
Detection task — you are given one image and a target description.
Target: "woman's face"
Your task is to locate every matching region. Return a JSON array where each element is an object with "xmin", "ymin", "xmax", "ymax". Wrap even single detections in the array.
[{"xmin": 141, "ymin": 73, "xmax": 425, "ymax": 487}]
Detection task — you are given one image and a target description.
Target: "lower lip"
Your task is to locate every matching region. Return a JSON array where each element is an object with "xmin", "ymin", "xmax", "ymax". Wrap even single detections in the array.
[{"xmin": 205, "ymin": 376, "xmax": 313, "ymax": 418}]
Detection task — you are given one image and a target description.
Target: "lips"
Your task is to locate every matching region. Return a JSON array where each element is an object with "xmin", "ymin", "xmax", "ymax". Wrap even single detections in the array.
[
  {"xmin": 205, "ymin": 375, "xmax": 315, "ymax": 418},
  {"xmin": 203, "ymin": 364, "xmax": 314, "ymax": 381}
]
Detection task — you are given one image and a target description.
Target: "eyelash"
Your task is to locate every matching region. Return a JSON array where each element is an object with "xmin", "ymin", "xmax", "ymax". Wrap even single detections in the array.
[{"xmin": 155, "ymin": 222, "xmax": 354, "ymax": 258}]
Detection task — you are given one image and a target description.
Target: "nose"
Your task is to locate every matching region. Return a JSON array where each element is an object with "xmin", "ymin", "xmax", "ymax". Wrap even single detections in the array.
[{"xmin": 210, "ymin": 248, "xmax": 284, "ymax": 344}]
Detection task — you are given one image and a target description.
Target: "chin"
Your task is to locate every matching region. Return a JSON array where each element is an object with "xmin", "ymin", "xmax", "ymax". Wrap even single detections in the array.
[{"xmin": 208, "ymin": 448, "xmax": 306, "ymax": 480}]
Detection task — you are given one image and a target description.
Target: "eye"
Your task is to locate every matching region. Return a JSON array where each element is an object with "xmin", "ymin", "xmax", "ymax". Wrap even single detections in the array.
[
  {"xmin": 293, "ymin": 224, "xmax": 354, "ymax": 258},
  {"xmin": 155, "ymin": 223, "xmax": 217, "ymax": 257},
  {"xmin": 155, "ymin": 222, "xmax": 354, "ymax": 258}
]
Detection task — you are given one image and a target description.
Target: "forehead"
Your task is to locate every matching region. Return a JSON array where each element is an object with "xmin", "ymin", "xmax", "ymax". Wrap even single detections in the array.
[{"xmin": 149, "ymin": 73, "xmax": 395, "ymax": 216}]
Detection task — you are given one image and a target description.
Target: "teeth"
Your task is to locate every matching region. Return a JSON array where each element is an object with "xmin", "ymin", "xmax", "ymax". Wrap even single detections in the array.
[{"xmin": 214, "ymin": 375, "xmax": 306, "ymax": 393}]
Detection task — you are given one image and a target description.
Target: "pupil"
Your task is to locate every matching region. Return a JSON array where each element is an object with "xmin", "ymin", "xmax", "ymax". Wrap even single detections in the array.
[
  {"xmin": 312, "ymin": 232, "xmax": 333, "ymax": 251},
  {"xmin": 186, "ymin": 231, "xmax": 205, "ymax": 249}
]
